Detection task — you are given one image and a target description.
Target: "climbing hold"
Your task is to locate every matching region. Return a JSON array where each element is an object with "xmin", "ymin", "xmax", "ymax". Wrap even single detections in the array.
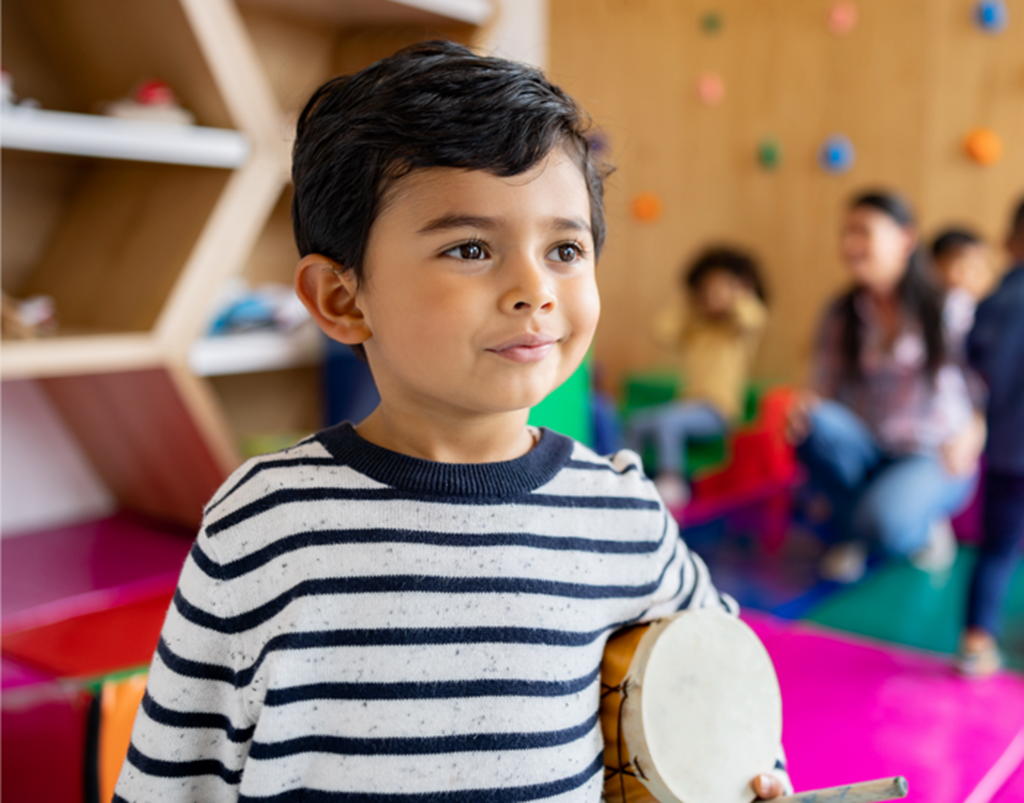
[
  {"xmin": 586, "ymin": 130, "xmax": 610, "ymax": 157},
  {"xmin": 758, "ymin": 138, "xmax": 782, "ymax": 170},
  {"xmin": 631, "ymin": 192, "xmax": 663, "ymax": 223},
  {"xmin": 819, "ymin": 134, "xmax": 855, "ymax": 173},
  {"xmin": 975, "ymin": 0, "xmax": 1008, "ymax": 33},
  {"xmin": 696, "ymin": 72, "xmax": 726, "ymax": 106},
  {"xmin": 828, "ymin": 1, "xmax": 858, "ymax": 35},
  {"xmin": 700, "ymin": 11, "xmax": 723, "ymax": 34},
  {"xmin": 964, "ymin": 128, "xmax": 1003, "ymax": 165}
]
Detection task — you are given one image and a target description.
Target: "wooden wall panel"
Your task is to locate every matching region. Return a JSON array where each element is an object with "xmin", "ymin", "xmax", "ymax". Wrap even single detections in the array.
[{"xmin": 548, "ymin": 0, "xmax": 1024, "ymax": 390}]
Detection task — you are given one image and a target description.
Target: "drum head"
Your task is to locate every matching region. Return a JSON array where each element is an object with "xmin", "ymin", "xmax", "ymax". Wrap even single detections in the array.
[{"xmin": 620, "ymin": 609, "xmax": 781, "ymax": 803}]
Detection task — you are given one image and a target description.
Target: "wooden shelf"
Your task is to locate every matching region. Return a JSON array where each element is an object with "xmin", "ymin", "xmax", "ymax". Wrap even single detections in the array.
[
  {"xmin": 238, "ymin": 0, "xmax": 492, "ymax": 27},
  {"xmin": 2, "ymin": 0, "xmax": 490, "ymax": 528},
  {"xmin": 189, "ymin": 324, "xmax": 323, "ymax": 377},
  {"xmin": 0, "ymin": 106, "xmax": 250, "ymax": 168},
  {"xmin": 1, "ymin": 334, "xmax": 164, "ymax": 380}
]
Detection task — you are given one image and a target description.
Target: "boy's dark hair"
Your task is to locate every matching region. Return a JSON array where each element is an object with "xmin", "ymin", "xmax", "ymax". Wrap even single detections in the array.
[
  {"xmin": 291, "ymin": 38, "xmax": 608, "ymax": 282},
  {"xmin": 683, "ymin": 246, "xmax": 768, "ymax": 303},
  {"xmin": 931, "ymin": 227, "xmax": 982, "ymax": 260}
]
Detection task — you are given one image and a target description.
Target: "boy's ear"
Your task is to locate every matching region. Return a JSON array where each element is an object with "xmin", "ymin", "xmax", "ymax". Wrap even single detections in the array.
[{"xmin": 294, "ymin": 254, "xmax": 372, "ymax": 345}]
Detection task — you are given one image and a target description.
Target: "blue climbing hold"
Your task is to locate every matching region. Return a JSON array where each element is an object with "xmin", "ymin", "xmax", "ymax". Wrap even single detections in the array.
[
  {"xmin": 819, "ymin": 134, "xmax": 855, "ymax": 173},
  {"xmin": 975, "ymin": 0, "xmax": 1008, "ymax": 33}
]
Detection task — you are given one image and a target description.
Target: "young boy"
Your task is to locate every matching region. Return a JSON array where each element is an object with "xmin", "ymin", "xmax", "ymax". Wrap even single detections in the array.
[
  {"xmin": 115, "ymin": 41, "xmax": 788, "ymax": 801},
  {"xmin": 959, "ymin": 196, "xmax": 1024, "ymax": 676}
]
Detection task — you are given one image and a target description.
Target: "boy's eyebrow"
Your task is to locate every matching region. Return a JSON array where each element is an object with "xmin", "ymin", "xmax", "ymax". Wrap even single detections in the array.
[
  {"xmin": 417, "ymin": 214, "xmax": 592, "ymax": 235},
  {"xmin": 418, "ymin": 214, "xmax": 496, "ymax": 233}
]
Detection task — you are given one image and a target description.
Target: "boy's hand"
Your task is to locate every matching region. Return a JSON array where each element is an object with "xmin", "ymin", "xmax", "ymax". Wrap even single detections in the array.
[{"xmin": 752, "ymin": 773, "xmax": 785, "ymax": 798}]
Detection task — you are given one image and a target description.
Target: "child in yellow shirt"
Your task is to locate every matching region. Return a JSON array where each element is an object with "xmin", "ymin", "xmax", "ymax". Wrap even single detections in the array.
[{"xmin": 627, "ymin": 247, "xmax": 768, "ymax": 506}]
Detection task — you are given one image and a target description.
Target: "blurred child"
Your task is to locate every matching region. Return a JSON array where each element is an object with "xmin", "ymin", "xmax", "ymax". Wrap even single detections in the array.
[
  {"xmin": 627, "ymin": 247, "xmax": 768, "ymax": 506},
  {"xmin": 959, "ymin": 196, "xmax": 1024, "ymax": 676},
  {"xmin": 931, "ymin": 227, "xmax": 994, "ymax": 301}
]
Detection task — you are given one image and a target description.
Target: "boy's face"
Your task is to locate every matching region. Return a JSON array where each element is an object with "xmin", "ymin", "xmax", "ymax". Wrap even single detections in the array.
[{"xmin": 353, "ymin": 149, "xmax": 600, "ymax": 421}]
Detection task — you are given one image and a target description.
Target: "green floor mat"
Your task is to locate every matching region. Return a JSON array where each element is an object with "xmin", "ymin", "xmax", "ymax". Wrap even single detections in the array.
[{"xmin": 804, "ymin": 545, "xmax": 1024, "ymax": 670}]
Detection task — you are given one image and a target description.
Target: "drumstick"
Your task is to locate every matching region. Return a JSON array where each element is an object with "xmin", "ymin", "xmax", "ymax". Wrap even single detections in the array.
[{"xmin": 773, "ymin": 776, "xmax": 908, "ymax": 803}]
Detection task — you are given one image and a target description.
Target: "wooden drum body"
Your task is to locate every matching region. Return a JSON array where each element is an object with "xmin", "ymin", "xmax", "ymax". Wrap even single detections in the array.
[{"xmin": 601, "ymin": 609, "xmax": 782, "ymax": 803}]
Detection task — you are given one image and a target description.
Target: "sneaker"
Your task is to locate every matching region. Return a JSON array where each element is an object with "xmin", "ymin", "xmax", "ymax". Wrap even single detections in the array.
[
  {"xmin": 910, "ymin": 518, "xmax": 957, "ymax": 573},
  {"xmin": 654, "ymin": 473, "xmax": 690, "ymax": 509},
  {"xmin": 956, "ymin": 638, "xmax": 1002, "ymax": 678},
  {"xmin": 819, "ymin": 542, "xmax": 867, "ymax": 584}
]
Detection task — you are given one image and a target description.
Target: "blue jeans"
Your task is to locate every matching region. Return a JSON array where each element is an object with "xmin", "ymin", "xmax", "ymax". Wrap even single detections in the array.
[
  {"xmin": 967, "ymin": 472, "xmax": 1024, "ymax": 636},
  {"xmin": 796, "ymin": 400, "xmax": 976, "ymax": 556},
  {"xmin": 626, "ymin": 401, "xmax": 727, "ymax": 475}
]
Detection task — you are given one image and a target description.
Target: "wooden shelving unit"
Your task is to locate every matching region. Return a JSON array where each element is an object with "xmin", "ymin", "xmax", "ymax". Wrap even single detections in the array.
[{"xmin": 1, "ymin": 0, "xmax": 492, "ymax": 528}]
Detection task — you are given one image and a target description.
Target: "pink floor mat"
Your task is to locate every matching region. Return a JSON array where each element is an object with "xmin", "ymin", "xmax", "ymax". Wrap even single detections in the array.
[{"xmin": 744, "ymin": 612, "xmax": 1024, "ymax": 803}]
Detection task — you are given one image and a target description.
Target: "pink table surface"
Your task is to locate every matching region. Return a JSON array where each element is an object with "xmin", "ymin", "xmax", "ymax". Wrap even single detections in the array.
[
  {"xmin": 743, "ymin": 612, "xmax": 1024, "ymax": 803},
  {"xmin": 1, "ymin": 655, "xmax": 54, "ymax": 691},
  {"xmin": 2, "ymin": 512, "xmax": 193, "ymax": 634}
]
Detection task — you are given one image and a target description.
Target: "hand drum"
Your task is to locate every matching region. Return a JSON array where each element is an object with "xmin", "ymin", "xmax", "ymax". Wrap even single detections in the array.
[{"xmin": 600, "ymin": 609, "xmax": 782, "ymax": 803}]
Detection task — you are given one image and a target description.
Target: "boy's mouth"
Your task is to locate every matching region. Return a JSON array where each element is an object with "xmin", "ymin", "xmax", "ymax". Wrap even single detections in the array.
[{"xmin": 487, "ymin": 333, "xmax": 559, "ymax": 363}]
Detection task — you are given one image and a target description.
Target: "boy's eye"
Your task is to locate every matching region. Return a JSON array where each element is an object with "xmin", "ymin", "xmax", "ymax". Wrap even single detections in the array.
[
  {"xmin": 445, "ymin": 242, "xmax": 489, "ymax": 260},
  {"xmin": 549, "ymin": 242, "xmax": 584, "ymax": 263}
]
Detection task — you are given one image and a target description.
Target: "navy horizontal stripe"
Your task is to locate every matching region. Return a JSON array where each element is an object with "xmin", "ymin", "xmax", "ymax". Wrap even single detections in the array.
[
  {"xmin": 249, "ymin": 713, "xmax": 598, "ymax": 759},
  {"xmin": 142, "ymin": 691, "xmax": 254, "ymax": 743},
  {"xmin": 158, "ymin": 638, "xmax": 236, "ymax": 685},
  {"xmin": 236, "ymin": 751, "xmax": 603, "ymax": 803},
  {"xmin": 160, "ymin": 622, "xmax": 625, "ymax": 689},
  {"xmin": 126, "ymin": 743, "xmax": 242, "ymax": 784},
  {"xmin": 191, "ymin": 518, "xmax": 668, "ymax": 581},
  {"xmin": 175, "ymin": 549, "xmax": 678, "ymax": 634},
  {"xmin": 264, "ymin": 666, "xmax": 600, "ymax": 705},
  {"xmin": 564, "ymin": 458, "xmax": 641, "ymax": 476},
  {"xmin": 205, "ymin": 453, "xmax": 334, "ymax": 514},
  {"xmin": 206, "ymin": 488, "xmax": 660, "ymax": 537}
]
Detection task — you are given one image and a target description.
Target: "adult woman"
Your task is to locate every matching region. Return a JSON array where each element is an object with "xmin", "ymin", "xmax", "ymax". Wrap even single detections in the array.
[{"xmin": 789, "ymin": 191, "xmax": 985, "ymax": 582}]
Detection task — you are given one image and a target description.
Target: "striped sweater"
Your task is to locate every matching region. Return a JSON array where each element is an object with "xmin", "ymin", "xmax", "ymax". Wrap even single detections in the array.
[{"xmin": 115, "ymin": 424, "xmax": 749, "ymax": 802}]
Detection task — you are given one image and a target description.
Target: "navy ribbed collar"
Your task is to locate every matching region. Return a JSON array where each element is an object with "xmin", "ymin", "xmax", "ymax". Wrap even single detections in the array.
[{"xmin": 316, "ymin": 422, "xmax": 574, "ymax": 498}]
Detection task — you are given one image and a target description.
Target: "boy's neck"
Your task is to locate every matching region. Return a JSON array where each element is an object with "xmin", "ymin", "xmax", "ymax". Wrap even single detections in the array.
[{"xmin": 354, "ymin": 405, "xmax": 537, "ymax": 464}]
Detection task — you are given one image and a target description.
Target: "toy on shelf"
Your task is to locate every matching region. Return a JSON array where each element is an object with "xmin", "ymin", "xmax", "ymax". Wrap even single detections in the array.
[
  {"xmin": 819, "ymin": 134, "xmax": 855, "ymax": 173},
  {"xmin": 1, "ymin": 67, "xmax": 40, "ymax": 110},
  {"xmin": 206, "ymin": 279, "xmax": 309, "ymax": 336},
  {"xmin": 103, "ymin": 78, "xmax": 195, "ymax": 125},
  {"xmin": 696, "ymin": 71, "xmax": 726, "ymax": 106},
  {"xmin": 631, "ymin": 191, "xmax": 664, "ymax": 223},
  {"xmin": 964, "ymin": 127, "xmax": 1003, "ymax": 165},
  {"xmin": 827, "ymin": 1, "xmax": 858, "ymax": 35},
  {"xmin": 1, "ymin": 292, "xmax": 57, "ymax": 339},
  {"xmin": 974, "ymin": 0, "xmax": 1008, "ymax": 33}
]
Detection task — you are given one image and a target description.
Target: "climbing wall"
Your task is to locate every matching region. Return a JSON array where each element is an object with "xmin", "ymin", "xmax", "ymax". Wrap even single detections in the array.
[{"xmin": 547, "ymin": 0, "xmax": 1024, "ymax": 387}]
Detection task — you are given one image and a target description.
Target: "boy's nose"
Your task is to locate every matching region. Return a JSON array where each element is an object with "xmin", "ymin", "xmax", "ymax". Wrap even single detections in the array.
[{"xmin": 500, "ymin": 256, "xmax": 556, "ymax": 314}]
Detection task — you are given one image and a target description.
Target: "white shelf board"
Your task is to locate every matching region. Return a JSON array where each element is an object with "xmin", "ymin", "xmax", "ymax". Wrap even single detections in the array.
[
  {"xmin": 189, "ymin": 325, "xmax": 324, "ymax": 377},
  {"xmin": 237, "ymin": 0, "xmax": 491, "ymax": 27},
  {"xmin": 1, "ymin": 334, "xmax": 165, "ymax": 380},
  {"xmin": 0, "ymin": 107, "xmax": 250, "ymax": 168}
]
